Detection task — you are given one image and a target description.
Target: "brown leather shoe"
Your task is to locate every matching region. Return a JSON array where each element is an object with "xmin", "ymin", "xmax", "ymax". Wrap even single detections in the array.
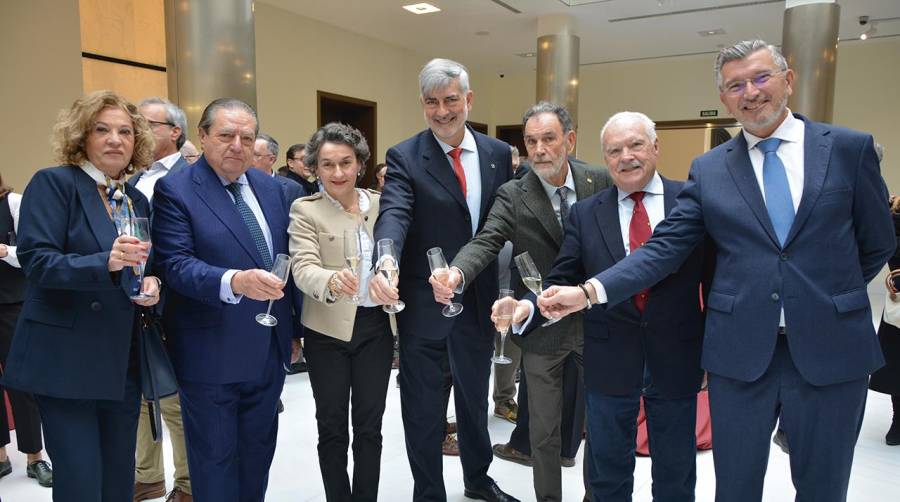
[
  {"xmin": 166, "ymin": 487, "xmax": 193, "ymax": 502},
  {"xmin": 560, "ymin": 456, "xmax": 576, "ymax": 468},
  {"xmin": 493, "ymin": 399, "xmax": 518, "ymax": 423},
  {"xmin": 442, "ymin": 433, "xmax": 460, "ymax": 456},
  {"xmin": 446, "ymin": 420, "xmax": 458, "ymax": 435},
  {"xmin": 492, "ymin": 442, "xmax": 532, "ymax": 467},
  {"xmin": 134, "ymin": 480, "xmax": 166, "ymax": 501}
]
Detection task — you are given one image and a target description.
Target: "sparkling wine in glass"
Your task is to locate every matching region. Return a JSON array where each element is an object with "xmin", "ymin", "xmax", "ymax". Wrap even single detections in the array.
[
  {"xmin": 426, "ymin": 247, "xmax": 463, "ymax": 317},
  {"xmin": 116, "ymin": 216, "xmax": 152, "ymax": 301},
  {"xmin": 514, "ymin": 251, "xmax": 558, "ymax": 326},
  {"xmin": 377, "ymin": 238, "xmax": 405, "ymax": 314},
  {"xmin": 255, "ymin": 253, "xmax": 292, "ymax": 327},
  {"xmin": 492, "ymin": 289, "xmax": 515, "ymax": 364},
  {"xmin": 344, "ymin": 228, "xmax": 363, "ymax": 304}
]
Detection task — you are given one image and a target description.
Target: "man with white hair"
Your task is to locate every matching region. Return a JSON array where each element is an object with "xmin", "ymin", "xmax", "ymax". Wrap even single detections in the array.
[{"xmin": 370, "ymin": 58, "xmax": 516, "ymax": 501}]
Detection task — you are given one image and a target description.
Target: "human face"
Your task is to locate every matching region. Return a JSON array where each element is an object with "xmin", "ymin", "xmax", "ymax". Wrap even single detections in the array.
[
  {"xmin": 287, "ymin": 149, "xmax": 311, "ymax": 178},
  {"xmin": 422, "ymin": 80, "xmax": 472, "ymax": 146},
  {"xmin": 719, "ymin": 49, "xmax": 793, "ymax": 137},
  {"xmin": 85, "ymin": 107, "xmax": 135, "ymax": 179},
  {"xmin": 375, "ymin": 165, "xmax": 387, "ymax": 190},
  {"xmin": 316, "ymin": 142, "xmax": 361, "ymax": 203},
  {"xmin": 140, "ymin": 103, "xmax": 180, "ymax": 160},
  {"xmin": 181, "ymin": 141, "xmax": 200, "ymax": 164},
  {"xmin": 198, "ymin": 108, "xmax": 256, "ymax": 182},
  {"xmin": 252, "ymin": 139, "xmax": 277, "ymax": 174},
  {"xmin": 602, "ymin": 120, "xmax": 658, "ymax": 193},
  {"xmin": 523, "ymin": 112, "xmax": 576, "ymax": 186}
]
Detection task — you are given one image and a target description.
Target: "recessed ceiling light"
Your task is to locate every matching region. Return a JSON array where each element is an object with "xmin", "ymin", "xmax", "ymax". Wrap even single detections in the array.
[
  {"xmin": 516, "ymin": 52, "xmax": 536, "ymax": 58},
  {"xmin": 476, "ymin": 30, "xmax": 490, "ymax": 36},
  {"xmin": 698, "ymin": 28, "xmax": 726, "ymax": 37},
  {"xmin": 402, "ymin": 3, "xmax": 441, "ymax": 14}
]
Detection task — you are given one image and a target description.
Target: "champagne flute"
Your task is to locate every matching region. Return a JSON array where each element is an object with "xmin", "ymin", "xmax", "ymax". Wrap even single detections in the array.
[
  {"xmin": 426, "ymin": 247, "xmax": 463, "ymax": 317},
  {"xmin": 116, "ymin": 216, "xmax": 152, "ymax": 301},
  {"xmin": 377, "ymin": 238, "xmax": 405, "ymax": 314},
  {"xmin": 344, "ymin": 228, "xmax": 362, "ymax": 304},
  {"xmin": 514, "ymin": 251, "xmax": 558, "ymax": 326},
  {"xmin": 492, "ymin": 289, "xmax": 515, "ymax": 364},
  {"xmin": 255, "ymin": 253, "xmax": 292, "ymax": 326}
]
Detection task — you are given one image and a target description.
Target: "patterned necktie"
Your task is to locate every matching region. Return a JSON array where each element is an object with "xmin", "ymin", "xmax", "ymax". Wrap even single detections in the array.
[
  {"xmin": 226, "ymin": 182, "xmax": 273, "ymax": 271},
  {"xmin": 447, "ymin": 147, "xmax": 468, "ymax": 197},
  {"xmin": 629, "ymin": 191, "xmax": 651, "ymax": 313},
  {"xmin": 758, "ymin": 137, "xmax": 795, "ymax": 247},
  {"xmin": 556, "ymin": 186, "xmax": 570, "ymax": 229}
]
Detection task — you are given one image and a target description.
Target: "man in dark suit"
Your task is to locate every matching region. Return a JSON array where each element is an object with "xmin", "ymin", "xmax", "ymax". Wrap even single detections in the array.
[
  {"xmin": 431, "ymin": 102, "xmax": 612, "ymax": 501},
  {"xmin": 253, "ymin": 133, "xmax": 307, "ymax": 203},
  {"xmin": 538, "ymin": 40, "xmax": 895, "ymax": 502},
  {"xmin": 509, "ymin": 111, "xmax": 708, "ymax": 501},
  {"xmin": 369, "ymin": 58, "xmax": 516, "ymax": 502},
  {"xmin": 278, "ymin": 143, "xmax": 320, "ymax": 195},
  {"xmin": 130, "ymin": 97, "xmax": 193, "ymax": 502},
  {"xmin": 151, "ymin": 98, "xmax": 296, "ymax": 502}
]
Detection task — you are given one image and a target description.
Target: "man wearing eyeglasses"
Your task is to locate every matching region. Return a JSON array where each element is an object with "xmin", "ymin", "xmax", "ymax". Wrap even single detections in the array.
[
  {"xmin": 536, "ymin": 39, "xmax": 894, "ymax": 502},
  {"xmin": 253, "ymin": 133, "xmax": 306, "ymax": 203},
  {"xmin": 132, "ymin": 97, "xmax": 190, "ymax": 203}
]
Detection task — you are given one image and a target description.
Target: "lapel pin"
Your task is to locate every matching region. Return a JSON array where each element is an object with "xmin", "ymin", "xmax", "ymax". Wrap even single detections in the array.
[
  {"xmin": 587, "ymin": 178, "xmax": 593, "ymax": 184},
  {"xmin": 491, "ymin": 163, "xmax": 496, "ymax": 169}
]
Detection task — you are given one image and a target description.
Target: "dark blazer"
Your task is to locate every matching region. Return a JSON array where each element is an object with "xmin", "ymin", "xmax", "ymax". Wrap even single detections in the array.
[
  {"xmin": 528, "ymin": 176, "xmax": 708, "ymax": 398},
  {"xmin": 2, "ymin": 166, "xmax": 150, "ymax": 400},
  {"xmin": 151, "ymin": 156, "xmax": 296, "ymax": 384},
  {"xmin": 127, "ymin": 153, "xmax": 189, "ymax": 188},
  {"xmin": 274, "ymin": 173, "xmax": 307, "ymax": 204},
  {"xmin": 451, "ymin": 161, "xmax": 612, "ymax": 354},
  {"xmin": 596, "ymin": 114, "xmax": 895, "ymax": 386},
  {"xmin": 374, "ymin": 126, "xmax": 513, "ymax": 339}
]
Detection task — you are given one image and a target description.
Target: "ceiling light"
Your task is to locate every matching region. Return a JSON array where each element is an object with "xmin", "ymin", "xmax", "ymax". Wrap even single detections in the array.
[
  {"xmin": 402, "ymin": 3, "xmax": 441, "ymax": 15},
  {"xmin": 698, "ymin": 28, "xmax": 726, "ymax": 37},
  {"xmin": 516, "ymin": 52, "xmax": 536, "ymax": 58},
  {"xmin": 860, "ymin": 24, "xmax": 876, "ymax": 40}
]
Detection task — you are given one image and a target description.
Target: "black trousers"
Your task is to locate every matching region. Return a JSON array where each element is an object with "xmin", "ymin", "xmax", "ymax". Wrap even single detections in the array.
[
  {"xmin": 0, "ymin": 302, "xmax": 44, "ymax": 454},
  {"xmin": 305, "ymin": 307, "xmax": 394, "ymax": 502}
]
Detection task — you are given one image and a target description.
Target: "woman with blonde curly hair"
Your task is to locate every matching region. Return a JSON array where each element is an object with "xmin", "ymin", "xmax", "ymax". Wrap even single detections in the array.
[{"xmin": 0, "ymin": 90, "xmax": 161, "ymax": 501}]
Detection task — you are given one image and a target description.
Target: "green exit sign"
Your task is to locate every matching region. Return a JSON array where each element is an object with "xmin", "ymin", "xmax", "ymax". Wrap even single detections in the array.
[{"xmin": 700, "ymin": 110, "xmax": 718, "ymax": 117}]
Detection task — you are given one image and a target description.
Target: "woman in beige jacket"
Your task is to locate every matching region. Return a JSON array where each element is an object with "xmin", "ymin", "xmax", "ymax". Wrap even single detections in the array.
[{"xmin": 288, "ymin": 123, "xmax": 392, "ymax": 502}]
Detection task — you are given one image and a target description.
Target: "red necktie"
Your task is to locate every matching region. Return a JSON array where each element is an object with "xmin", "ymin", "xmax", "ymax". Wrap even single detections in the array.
[
  {"xmin": 448, "ymin": 147, "xmax": 467, "ymax": 197},
  {"xmin": 629, "ymin": 191, "xmax": 651, "ymax": 313}
]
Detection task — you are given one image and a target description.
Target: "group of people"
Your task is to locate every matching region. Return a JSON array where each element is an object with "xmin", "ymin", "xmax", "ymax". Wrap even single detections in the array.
[{"xmin": 0, "ymin": 38, "xmax": 896, "ymax": 502}]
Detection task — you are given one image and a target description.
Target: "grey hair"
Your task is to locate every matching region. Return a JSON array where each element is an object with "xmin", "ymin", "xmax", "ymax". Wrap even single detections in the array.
[
  {"xmin": 257, "ymin": 132, "xmax": 279, "ymax": 158},
  {"xmin": 198, "ymin": 98, "xmax": 259, "ymax": 136},
  {"xmin": 419, "ymin": 58, "xmax": 470, "ymax": 97},
  {"xmin": 509, "ymin": 145, "xmax": 519, "ymax": 158},
  {"xmin": 714, "ymin": 40, "xmax": 788, "ymax": 90},
  {"xmin": 600, "ymin": 111, "xmax": 657, "ymax": 150},
  {"xmin": 139, "ymin": 97, "xmax": 189, "ymax": 149},
  {"xmin": 522, "ymin": 101, "xmax": 575, "ymax": 134},
  {"xmin": 304, "ymin": 122, "xmax": 370, "ymax": 177},
  {"xmin": 874, "ymin": 142, "xmax": 884, "ymax": 163}
]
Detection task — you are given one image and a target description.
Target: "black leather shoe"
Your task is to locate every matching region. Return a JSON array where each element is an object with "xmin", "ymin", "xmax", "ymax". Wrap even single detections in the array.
[
  {"xmin": 277, "ymin": 399, "xmax": 285, "ymax": 414},
  {"xmin": 464, "ymin": 481, "xmax": 520, "ymax": 501},
  {"xmin": 886, "ymin": 420, "xmax": 900, "ymax": 446},
  {"xmin": 27, "ymin": 460, "xmax": 53, "ymax": 487},
  {"xmin": 0, "ymin": 458, "xmax": 11, "ymax": 479},
  {"xmin": 772, "ymin": 428, "xmax": 789, "ymax": 454},
  {"xmin": 286, "ymin": 360, "xmax": 307, "ymax": 375}
]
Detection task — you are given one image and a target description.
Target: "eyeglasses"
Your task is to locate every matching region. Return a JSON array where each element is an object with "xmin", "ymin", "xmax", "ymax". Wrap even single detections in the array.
[
  {"xmin": 722, "ymin": 69, "xmax": 786, "ymax": 95},
  {"xmin": 148, "ymin": 120, "xmax": 175, "ymax": 128},
  {"xmin": 252, "ymin": 153, "xmax": 275, "ymax": 159}
]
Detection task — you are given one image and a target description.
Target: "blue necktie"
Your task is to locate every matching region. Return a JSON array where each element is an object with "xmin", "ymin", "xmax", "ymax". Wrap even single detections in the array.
[
  {"xmin": 758, "ymin": 137, "xmax": 795, "ymax": 247},
  {"xmin": 226, "ymin": 183, "xmax": 273, "ymax": 271}
]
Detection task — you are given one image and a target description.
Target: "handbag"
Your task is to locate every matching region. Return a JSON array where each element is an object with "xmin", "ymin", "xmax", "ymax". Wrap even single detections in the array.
[
  {"xmin": 885, "ymin": 269, "xmax": 900, "ymax": 328},
  {"xmin": 138, "ymin": 307, "xmax": 179, "ymax": 442}
]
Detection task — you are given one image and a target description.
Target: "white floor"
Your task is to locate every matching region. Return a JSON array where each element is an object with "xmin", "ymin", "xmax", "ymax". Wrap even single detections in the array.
[{"xmin": 2, "ymin": 276, "xmax": 900, "ymax": 501}]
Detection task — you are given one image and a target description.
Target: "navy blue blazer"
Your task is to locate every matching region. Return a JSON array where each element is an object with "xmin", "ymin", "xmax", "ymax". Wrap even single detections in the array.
[
  {"xmin": 527, "ymin": 177, "xmax": 708, "ymax": 398},
  {"xmin": 274, "ymin": 174, "xmax": 307, "ymax": 204},
  {"xmin": 596, "ymin": 115, "xmax": 895, "ymax": 386},
  {"xmin": 374, "ymin": 126, "xmax": 513, "ymax": 339},
  {"xmin": 151, "ymin": 156, "xmax": 296, "ymax": 384},
  {"xmin": 3, "ymin": 165, "xmax": 150, "ymax": 400}
]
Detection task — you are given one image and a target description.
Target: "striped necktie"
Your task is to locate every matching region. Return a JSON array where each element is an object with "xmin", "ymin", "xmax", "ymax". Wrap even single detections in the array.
[{"xmin": 226, "ymin": 183, "xmax": 273, "ymax": 270}]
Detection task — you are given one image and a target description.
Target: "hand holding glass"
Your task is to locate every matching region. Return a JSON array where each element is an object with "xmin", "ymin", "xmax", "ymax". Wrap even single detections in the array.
[
  {"xmin": 426, "ymin": 247, "xmax": 463, "ymax": 317},
  {"xmin": 377, "ymin": 238, "xmax": 405, "ymax": 314},
  {"xmin": 514, "ymin": 251, "xmax": 558, "ymax": 326},
  {"xmin": 492, "ymin": 289, "xmax": 516, "ymax": 364},
  {"xmin": 116, "ymin": 216, "xmax": 152, "ymax": 301},
  {"xmin": 255, "ymin": 253, "xmax": 292, "ymax": 326},
  {"xmin": 344, "ymin": 228, "xmax": 363, "ymax": 304}
]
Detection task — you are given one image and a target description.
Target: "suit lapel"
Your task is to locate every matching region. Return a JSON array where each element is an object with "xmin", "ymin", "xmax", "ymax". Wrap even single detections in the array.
[
  {"xmin": 421, "ymin": 132, "xmax": 469, "ymax": 213},
  {"xmin": 247, "ymin": 170, "xmax": 284, "ymax": 258},
  {"xmin": 474, "ymin": 130, "xmax": 498, "ymax": 224},
  {"xmin": 724, "ymin": 134, "xmax": 781, "ymax": 247},
  {"xmin": 520, "ymin": 171, "xmax": 563, "ymax": 246},
  {"xmin": 784, "ymin": 116, "xmax": 830, "ymax": 247},
  {"xmin": 593, "ymin": 188, "xmax": 627, "ymax": 263},
  {"xmin": 660, "ymin": 176, "xmax": 678, "ymax": 215},
  {"xmin": 191, "ymin": 159, "xmax": 265, "ymax": 268},
  {"xmin": 74, "ymin": 167, "xmax": 118, "ymax": 252},
  {"xmin": 571, "ymin": 161, "xmax": 597, "ymax": 201}
]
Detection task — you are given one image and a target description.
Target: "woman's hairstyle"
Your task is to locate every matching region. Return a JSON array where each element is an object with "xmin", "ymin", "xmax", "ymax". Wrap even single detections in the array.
[
  {"xmin": 51, "ymin": 90, "xmax": 155, "ymax": 174},
  {"xmin": 304, "ymin": 122, "xmax": 370, "ymax": 177}
]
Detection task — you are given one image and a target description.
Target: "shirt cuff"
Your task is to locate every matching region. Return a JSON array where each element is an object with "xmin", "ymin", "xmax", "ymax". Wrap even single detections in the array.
[
  {"xmin": 0, "ymin": 246, "xmax": 19, "ymax": 268},
  {"xmin": 512, "ymin": 300, "xmax": 535, "ymax": 334},
  {"xmin": 220, "ymin": 269, "xmax": 243, "ymax": 304},
  {"xmin": 587, "ymin": 278, "xmax": 608, "ymax": 305},
  {"xmin": 452, "ymin": 266, "xmax": 465, "ymax": 293}
]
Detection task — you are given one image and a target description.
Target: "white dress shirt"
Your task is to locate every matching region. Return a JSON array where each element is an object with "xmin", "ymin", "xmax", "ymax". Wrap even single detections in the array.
[
  {"xmin": 322, "ymin": 188, "xmax": 378, "ymax": 307},
  {"xmin": 136, "ymin": 151, "xmax": 183, "ymax": 201},
  {"xmin": 217, "ymin": 173, "xmax": 275, "ymax": 304},
  {"xmin": 434, "ymin": 128, "xmax": 482, "ymax": 236},
  {"xmin": 1, "ymin": 192, "xmax": 21, "ymax": 268},
  {"xmin": 536, "ymin": 164, "xmax": 577, "ymax": 227}
]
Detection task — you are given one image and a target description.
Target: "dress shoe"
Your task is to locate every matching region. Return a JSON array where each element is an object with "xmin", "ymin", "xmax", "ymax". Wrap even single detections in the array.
[
  {"xmin": 0, "ymin": 458, "xmax": 11, "ymax": 479},
  {"xmin": 26, "ymin": 460, "xmax": 53, "ymax": 487},
  {"xmin": 886, "ymin": 420, "xmax": 900, "ymax": 446},
  {"xmin": 442, "ymin": 433, "xmax": 460, "ymax": 456},
  {"xmin": 135, "ymin": 480, "xmax": 166, "ymax": 501},
  {"xmin": 560, "ymin": 456, "xmax": 575, "ymax": 468},
  {"xmin": 464, "ymin": 481, "xmax": 520, "ymax": 501},
  {"xmin": 446, "ymin": 420, "xmax": 458, "ymax": 435},
  {"xmin": 492, "ymin": 443, "xmax": 532, "ymax": 467},
  {"xmin": 772, "ymin": 428, "xmax": 789, "ymax": 454},
  {"xmin": 166, "ymin": 487, "xmax": 193, "ymax": 502},
  {"xmin": 493, "ymin": 399, "xmax": 518, "ymax": 423},
  {"xmin": 277, "ymin": 399, "xmax": 285, "ymax": 414},
  {"xmin": 286, "ymin": 360, "xmax": 308, "ymax": 375}
]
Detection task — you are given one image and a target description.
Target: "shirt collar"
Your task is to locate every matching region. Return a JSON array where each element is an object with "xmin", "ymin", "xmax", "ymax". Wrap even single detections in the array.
[
  {"xmin": 154, "ymin": 151, "xmax": 182, "ymax": 171},
  {"xmin": 433, "ymin": 127, "xmax": 477, "ymax": 156},
  {"xmin": 617, "ymin": 171, "xmax": 664, "ymax": 202},
  {"xmin": 79, "ymin": 161, "xmax": 126, "ymax": 185},
  {"xmin": 216, "ymin": 172, "xmax": 248, "ymax": 188},
  {"xmin": 536, "ymin": 161, "xmax": 576, "ymax": 200},
  {"xmin": 322, "ymin": 188, "xmax": 370, "ymax": 213},
  {"xmin": 743, "ymin": 109, "xmax": 803, "ymax": 151}
]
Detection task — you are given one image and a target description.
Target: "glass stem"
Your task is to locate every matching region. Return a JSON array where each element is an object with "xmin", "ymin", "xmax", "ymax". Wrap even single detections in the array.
[
  {"xmin": 265, "ymin": 299, "xmax": 274, "ymax": 316},
  {"xmin": 498, "ymin": 332, "xmax": 507, "ymax": 357}
]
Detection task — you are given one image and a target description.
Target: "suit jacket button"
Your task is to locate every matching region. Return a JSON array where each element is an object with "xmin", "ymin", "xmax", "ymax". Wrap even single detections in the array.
[
  {"xmin": 640, "ymin": 321, "xmax": 648, "ymax": 328},
  {"xmin": 771, "ymin": 292, "xmax": 780, "ymax": 301},
  {"xmin": 780, "ymin": 253, "xmax": 788, "ymax": 261},
  {"xmin": 90, "ymin": 301, "xmax": 102, "ymax": 312}
]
